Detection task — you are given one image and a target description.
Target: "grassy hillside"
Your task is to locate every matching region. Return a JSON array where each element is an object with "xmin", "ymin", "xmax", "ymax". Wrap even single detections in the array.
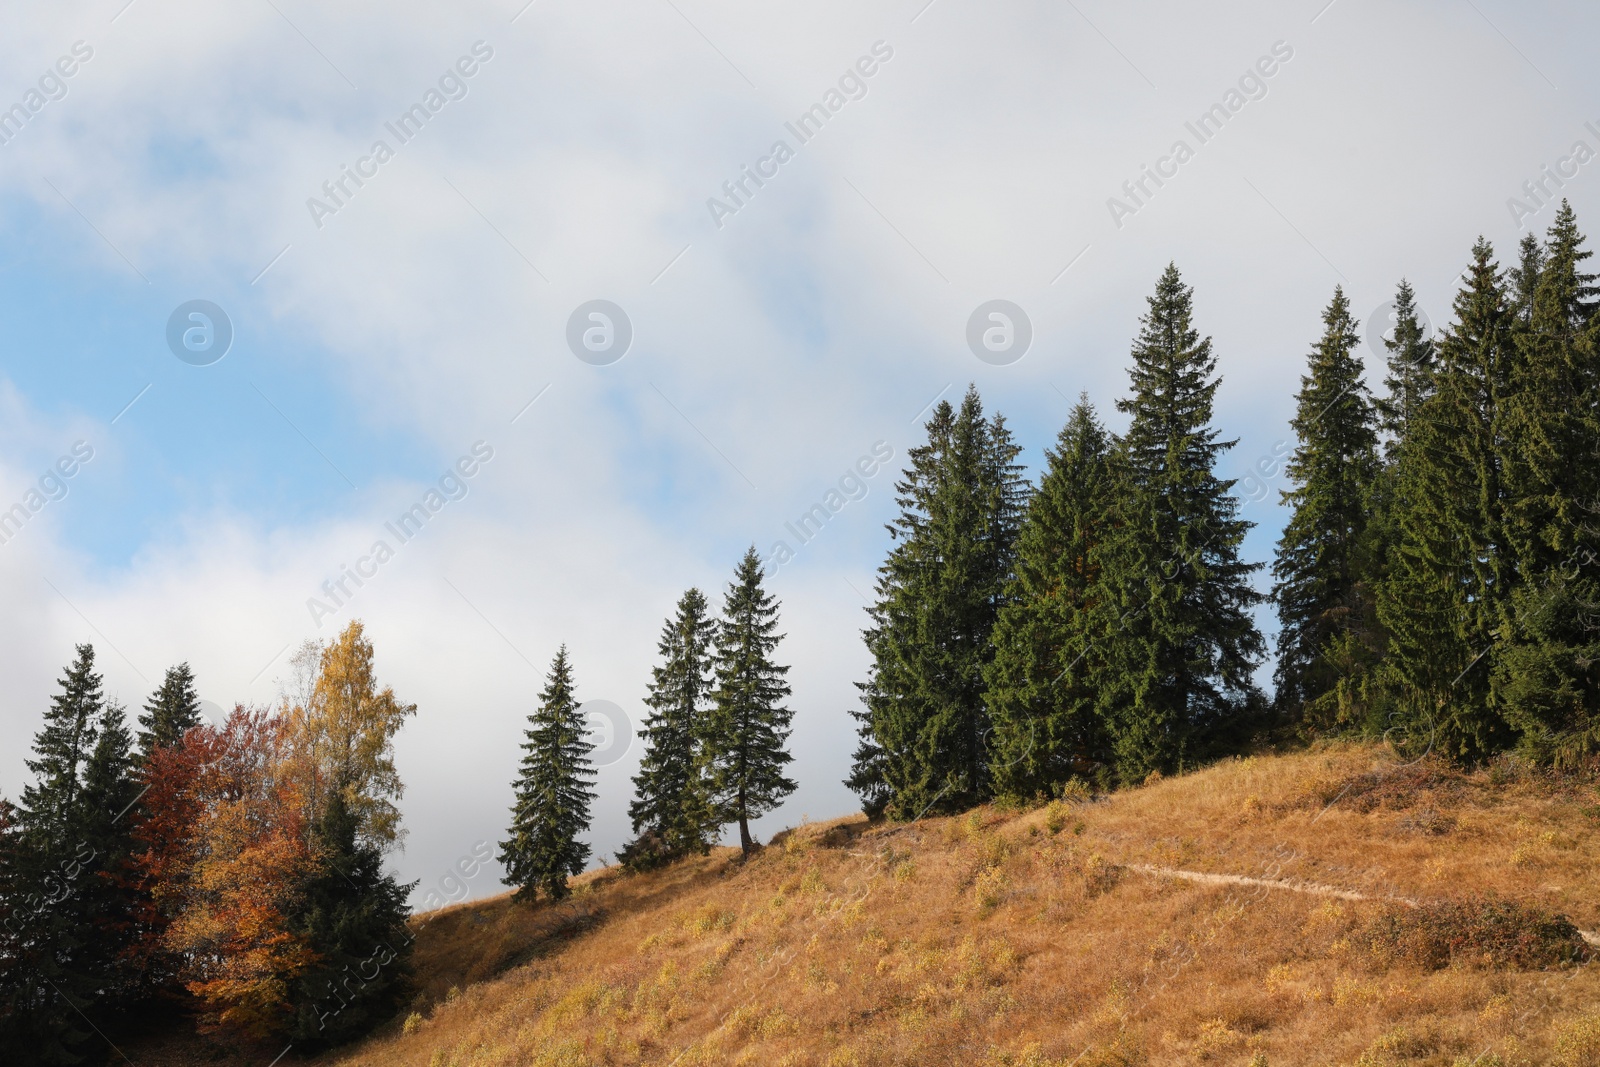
[{"xmin": 148, "ymin": 743, "xmax": 1600, "ymax": 1067}]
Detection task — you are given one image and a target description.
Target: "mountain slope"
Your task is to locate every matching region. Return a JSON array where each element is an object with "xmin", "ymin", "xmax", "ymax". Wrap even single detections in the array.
[{"xmin": 325, "ymin": 744, "xmax": 1600, "ymax": 1067}]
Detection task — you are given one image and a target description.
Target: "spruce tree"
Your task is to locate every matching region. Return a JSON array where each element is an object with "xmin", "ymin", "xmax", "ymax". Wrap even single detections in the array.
[
  {"xmin": 290, "ymin": 792, "xmax": 414, "ymax": 1046},
  {"xmin": 12, "ymin": 645, "xmax": 111, "ymax": 1063},
  {"xmin": 73, "ymin": 699, "xmax": 143, "ymax": 1005},
  {"xmin": 848, "ymin": 386, "xmax": 1028, "ymax": 818},
  {"xmin": 1377, "ymin": 238, "xmax": 1516, "ymax": 759},
  {"xmin": 1092, "ymin": 264, "xmax": 1265, "ymax": 782},
  {"xmin": 1271, "ymin": 287, "xmax": 1381, "ymax": 728},
  {"xmin": 135, "ymin": 662, "xmax": 203, "ymax": 761},
  {"xmin": 1374, "ymin": 279, "xmax": 1437, "ymax": 458},
  {"xmin": 984, "ymin": 395, "xmax": 1115, "ymax": 796},
  {"xmin": 1496, "ymin": 202, "xmax": 1600, "ymax": 764},
  {"xmin": 620, "ymin": 588, "xmax": 717, "ymax": 870},
  {"xmin": 499, "ymin": 647, "xmax": 596, "ymax": 902},
  {"xmin": 708, "ymin": 548, "xmax": 796, "ymax": 858}
]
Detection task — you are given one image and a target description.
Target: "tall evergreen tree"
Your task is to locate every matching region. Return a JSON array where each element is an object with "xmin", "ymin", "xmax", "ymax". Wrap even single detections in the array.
[
  {"xmin": 289, "ymin": 792, "xmax": 414, "ymax": 1046},
  {"xmin": 11, "ymin": 645, "xmax": 112, "ymax": 1064},
  {"xmin": 1377, "ymin": 238, "xmax": 1517, "ymax": 759},
  {"xmin": 985, "ymin": 395, "xmax": 1116, "ymax": 796},
  {"xmin": 73, "ymin": 699, "xmax": 143, "ymax": 1005},
  {"xmin": 1374, "ymin": 279, "xmax": 1437, "ymax": 459},
  {"xmin": 1091, "ymin": 264, "xmax": 1265, "ymax": 782},
  {"xmin": 136, "ymin": 663, "xmax": 203, "ymax": 761},
  {"xmin": 1496, "ymin": 202, "xmax": 1600, "ymax": 764},
  {"xmin": 708, "ymin": 548, "xmax": 796, "ymax": 858},
  {"xmin": 848, "ymin": 386, "xmax": 1028, "ymax": 818},
  {"xmin": 1272, "ymin": 288, "xmax": 1382, "ymax": 728},
  {"xmin": 621, "ymin": 589, "xmax": 717, "ymax": 870},
  {"xmin": 499, "ymin": 647, "xmax": 596, "ymax": 902}
]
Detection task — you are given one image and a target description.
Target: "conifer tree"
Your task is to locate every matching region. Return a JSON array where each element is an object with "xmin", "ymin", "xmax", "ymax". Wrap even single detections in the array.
[
  {"xmin": 1272, "ymin": 288, "xmax": 1381, "ymax": 728},
  {"xmin": 12, "ymin": 645, "xmax": 111, "ymax": 1063},
  {"xmin": 708, "ymin": 548, "xmax": 796, "ymax": 858},
  {"xmin": 1496, "ymin": 202, "xmax": 1600, "ymax": 764},
  {"xmin": 985, "ymin": 395, "xmax": 1115, "ymax": 795},
  {"xmin": 848, "ymin": 386, "xmax": 1027, "ymax": 818},
  {"xmin": 1374, "ymin": 279, "xmax": 1437, "ymax": 458},
  {"xmin": 136, "ymin": 662, "xmax": 204, "ymax": 761},
  {"xmin": 1091, "ymin": 264, "xmax": 1264, "ymax": 782},
  {"xmin": 1377, "ymin": 238, "xmax": 1516, "ymax": 759},
  {"xmin": 290, "ymin": 792, "xmax": 414, "ymax": 1046},
  {"xmin": 499, "ymin": 647, "xmax": 596, "ymax": 901},
  {"xmin": 74, "ymin": 698, "xmax": 143, "ymax": 1004},
  {"xmin": 621, "ymin": 588, "xmax": 717, "ymax": 870}
]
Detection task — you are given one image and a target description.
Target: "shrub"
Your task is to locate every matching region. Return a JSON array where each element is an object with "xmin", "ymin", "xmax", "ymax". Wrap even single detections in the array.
[
  {"xmin": 1360, "ymin": 896, "xmax": 1589, "ymax": 971},
  {"xmin": 1552, "ymin": 1013, "xmax": 1600, "ymax": 1067}
]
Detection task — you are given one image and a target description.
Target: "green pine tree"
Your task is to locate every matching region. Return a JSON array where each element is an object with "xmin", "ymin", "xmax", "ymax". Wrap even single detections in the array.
[
  {"xmin": 11, "ymin": 645, "xmax": 112, "ymax": 1064},
  {"xmin": 135, "ymin": 662, "xmax": 203, "ymax": 761},
  {"xmin": 290, "ymin": 792, "xmax": 415, "ymax": 1047},
  {"xmin": 1374, "ymin": 279, "xmax": 1437, "ymax": 459},
  {"xmin": 708, "ymin": 547, "xmax": 796, "ymax": 858},
  {"xmin": 1092, "ymin": 264, "xmax": 1265, "ymax": 782},
  {"xmin": 73, "ymin": 698, "xmax": 143, "ymax": 1005},
  {"xmin": 1377, "ymin": 238, "xmax": 1517, "ymax": 760},
  {"xmin": 1496, "ymin": 202, "xmax": 1600, "ymax": 764},
  {"xmin": 620, "ymin": 588, "xmax": 718, "ymax": 870},
  {"xmin": 1271, "ymin": 287, "xmax": 1382, "ymax": 729},
  {"xmin": 499, "ymin": 647, "xmax": 596, "ymax": 902},
  {"xmin": 984, "ymin": 394, "xmax": 1115, "ymax": 796},
  {"xmin": 848, "ymin": 386, "xmax": 1028, "ymax": 818}
]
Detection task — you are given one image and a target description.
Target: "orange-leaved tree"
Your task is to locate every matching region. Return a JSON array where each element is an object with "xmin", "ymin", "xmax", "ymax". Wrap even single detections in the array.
[{"xmin": 160, "ymin": 707, "xmax": 319, "ymax": 1038}]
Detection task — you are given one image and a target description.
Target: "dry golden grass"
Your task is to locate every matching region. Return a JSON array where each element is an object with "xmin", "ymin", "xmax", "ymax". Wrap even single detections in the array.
[{"xmin": 311, "ymin": 744, "xmax": 1599, "ymax": 1067}]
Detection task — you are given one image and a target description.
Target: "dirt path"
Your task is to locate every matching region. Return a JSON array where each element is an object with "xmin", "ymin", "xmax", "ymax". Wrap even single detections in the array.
[{"xmin": 1122, "ymin": 863, "xmax": 1600, "ymax": 948}]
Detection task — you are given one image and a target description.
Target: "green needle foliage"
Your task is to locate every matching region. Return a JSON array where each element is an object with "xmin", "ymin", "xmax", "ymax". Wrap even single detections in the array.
[
  {"xmin": 985, "ymin": 394, "xmax": 1115, "ymax": 797},
  {"xmin": 135, "ymin": 662, "xmax": 204, "ymax": 762},
  {"xmin": 499, "ymin": 647, "xmax": 596, "ymax": 902},
  {"xmin": 621, "ymin": 588, "xmax": 719, "ymax": 870},
  {"xmin": 1272, "ymin": 287, "xmax": 1382, "ymax": 730},
  {"xmin": 1092, "ymin": 264, "xmax": 1265, "ymax": 783},
  {"xmin": 849, "ymin": 386, "xmax": 1027, "ymax": 819},
  {"xmin": 708, "ymin": 548, "xmax": 796, "ymax": 859}
]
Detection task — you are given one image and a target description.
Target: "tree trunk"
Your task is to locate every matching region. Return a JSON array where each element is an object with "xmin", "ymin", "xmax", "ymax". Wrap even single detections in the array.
[{"xmin": 738, "ymin": 788, "xmax": 752, "ymax": 858}]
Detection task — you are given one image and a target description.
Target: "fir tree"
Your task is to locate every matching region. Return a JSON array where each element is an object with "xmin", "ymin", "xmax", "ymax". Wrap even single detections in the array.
[
  {"xmin": 11, "ymin": 645, "xmax": 112, "ymax": 1064},
  {"xmin": 1093, "ymin": 264, "xmax": 1265, "ymax": 782},
  {"xmin": 984, "ymin": 394, "xmax": 1116, "ymax": 796},
  {"xmin": 1272, "ymin": 287, "xmax": 1382, "ymax": 728},
  {"xmin": 1497, "ymin": 202, "xmax": 1600, "ymax": 764},
  {"xmin": 708, "ymin": 547, "xmax": 796, "ymax": 858},
  {"xmin": 848, "ymin": 386, "xmax": 1028, "ymax": 818},
  {"xmin": 136, "ymin": 662, "xmax": 203, "ymax": 761},
  {"xmin": 621, "ymin": 589, "xmax": 717, "ymax": 871},
  {"xmin": 290, "ymin": 792, "xmax": 414, "ymax": 1046},
  {"xmin": 73, "ymin": 699, "xmax": 143, "ymax": 1005},
  {"xmin": 1374, "ymin": 279, "xmax": 1437, "ymax": 459},
  {"xmin": 1377, "ymin": 238, "xmax": 1516, "ymax": 759},
  {"xmin": 499, "ymin": 647, "xmax": 596, "ymax": 902}
]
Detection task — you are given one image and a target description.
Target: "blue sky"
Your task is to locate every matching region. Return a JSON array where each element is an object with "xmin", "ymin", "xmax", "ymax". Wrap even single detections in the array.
[{"xmin": 2, "ymin": 0, "xmax": 1597, "ymax": 905}]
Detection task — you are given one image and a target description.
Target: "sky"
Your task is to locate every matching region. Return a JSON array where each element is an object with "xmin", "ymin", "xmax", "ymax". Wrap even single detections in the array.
[{"xmin": 1, "ymin": 0, "xmax": 1596, "ymax": 908}]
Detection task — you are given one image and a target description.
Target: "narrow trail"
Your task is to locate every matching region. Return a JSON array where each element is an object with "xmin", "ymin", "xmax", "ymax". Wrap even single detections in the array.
[{"xmin": 1122, "ymin": 863, "xmax": 1600, "ymax": 948}]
